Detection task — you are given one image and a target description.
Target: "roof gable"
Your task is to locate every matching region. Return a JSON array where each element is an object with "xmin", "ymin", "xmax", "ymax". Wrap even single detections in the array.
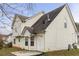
[
  {"xmin": 32, "ymin": 4, "xmax": 65, "ymax": 33},
  {"xmin": 21, "ymin": 26, "xmax": 33, "ymax": 35},
  {"xmin": 17, "ymin": 14, "xmax": 29, "ymax": 22},
  {"xmin": 12, "ymin": 14, "xmax": 29, "ymax": 29}
]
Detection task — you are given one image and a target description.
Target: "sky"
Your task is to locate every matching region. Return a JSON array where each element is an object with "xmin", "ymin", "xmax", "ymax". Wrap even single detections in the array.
[{"xmin": 0, "ymin": 3, "xmax": 79, "ymax": 35}]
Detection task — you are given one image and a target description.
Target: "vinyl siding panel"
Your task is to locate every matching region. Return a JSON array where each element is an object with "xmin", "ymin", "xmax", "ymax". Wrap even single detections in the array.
[{"xmin": 45, "ymin": 6, "xmax": 77, "ymax": 51}]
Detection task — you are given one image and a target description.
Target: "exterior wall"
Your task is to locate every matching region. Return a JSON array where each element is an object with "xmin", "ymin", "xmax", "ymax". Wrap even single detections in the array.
[
  {"xmin": 44, "ymin": 6, "xmax": 77, "ymax": 51},
  {"xmin": 13, "ymin": 37, "xmax": 27, "ymax": 49},
  {"xmin": 12, "ymin": 37, "xmax": 36, "ymax": 50},
  {"xmin": 24, "ymin": 30, "xmax": 31, "ymax": 36},
  {"xmin": 13, "ymin": 33, "xmax": 45, "ymax": 51}
]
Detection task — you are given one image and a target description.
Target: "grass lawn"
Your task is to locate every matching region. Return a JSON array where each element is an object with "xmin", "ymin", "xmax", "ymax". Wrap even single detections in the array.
[
  {"xmin": 0, "ymin": 47, "xmax": 24, "ymax": 56},
  {"xmin": 1, "ymin": 47, "xmax": 79, "ymax": 56},
  {"xmin": 43, "ymin": 49, "xmax": 79, "ymax": 56}
]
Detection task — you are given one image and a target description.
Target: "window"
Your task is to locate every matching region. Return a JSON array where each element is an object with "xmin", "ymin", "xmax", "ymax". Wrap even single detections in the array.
[
  {"xmin": 64, "ymin": 22, "xmax": 67, "ymax": 28},
  {"xmin": 43, "ymin": 20, "xmax": 45, "ymax": 24},
  {"xmin": 25, "ymin": 39, "xmax": 28, "ymax": 46},
  {"xmin": 30, "ymin": 36, "xmax": 34, "ymax": 46},
  {"xmin": 15, "ymin": 27, "xmax": 17, "ymax": 32},
  {"xmin": 18, "ymin": 38, "xmax": 20, "ymax": 42},
  {"xmin": 14, "ymin": 39, "xmax": 16, "ymax": 44}
]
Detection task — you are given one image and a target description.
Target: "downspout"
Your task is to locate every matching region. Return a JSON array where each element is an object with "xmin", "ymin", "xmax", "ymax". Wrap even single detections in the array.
[
  {"xmin": 28, "ymin": 37, "xmax": 30, "ymax": 50},
  {"xmin": 36, "ymin": 34, "xmax": 37, "ymax": 51},
  {"xmin": 44, "ymin": 31, "xmax": 46, "ymax": 52}
]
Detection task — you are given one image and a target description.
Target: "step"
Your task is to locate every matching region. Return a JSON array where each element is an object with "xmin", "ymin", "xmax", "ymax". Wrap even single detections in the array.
[{"xmin": 11, "ymin": 51, "xmax": 43, "ymax": 56}]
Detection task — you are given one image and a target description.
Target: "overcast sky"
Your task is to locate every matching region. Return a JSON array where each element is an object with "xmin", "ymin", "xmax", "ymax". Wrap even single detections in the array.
[{"xmin": 0, "ymin": 3, "xmax": 79, "ymax": 35}]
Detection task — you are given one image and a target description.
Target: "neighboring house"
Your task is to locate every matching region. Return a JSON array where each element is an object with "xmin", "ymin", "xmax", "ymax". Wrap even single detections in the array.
[
  {"xmin": 4, "ymin": 33, "xmax": 13, "ymax": 44},
  {"xmin": 0, "ymin": 34, "xmax": 8, "ymax": 41},
  {"xmin": 11, "ymin": 4, "xmax": 79, "ymax": 52}
]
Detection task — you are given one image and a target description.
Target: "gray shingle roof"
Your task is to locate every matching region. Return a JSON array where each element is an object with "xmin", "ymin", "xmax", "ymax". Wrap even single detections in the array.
[
  {"xmin": 31, "ymin": 4, "xmax": 65, "ymax": 33},
  {"xmin": 21, "ymin": 4, "xmax": 65, "ymax": 34},
  {"xmin": 17, "ymin": 14, "xmax": 29, "ymax": 22},
  {"xmin": 21, "ymin": 26, "xmax": 33, "ymax": 35}
]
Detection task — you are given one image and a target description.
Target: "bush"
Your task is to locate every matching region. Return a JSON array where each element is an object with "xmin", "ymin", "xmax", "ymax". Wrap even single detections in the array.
[
  {"xmin": 0, "ymin": 40, "xmax": 12, "ymax": 48},
  {"xmin": 7, "ymin": 42, "xmax": 12, "ymax": 47},
  {"xmin": 3, "ymin": 42, "xmax": 12, "ymax": 48},
  {"xmin": 0, "ymin": 40, "xmax": 4, "ymax": 49}
]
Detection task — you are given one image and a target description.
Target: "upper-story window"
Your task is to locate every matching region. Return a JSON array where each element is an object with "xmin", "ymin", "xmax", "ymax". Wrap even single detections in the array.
[
  {"xmin": 43, "ymin": 20, "xmax": 45, "ymax": 24},
  {"xmin": 64, "ymin": 17, "xmax": 67, "ymax": 28},
  {"xmin": 64, "ymin": 22, "xmax": 67, "ymax": 28}
]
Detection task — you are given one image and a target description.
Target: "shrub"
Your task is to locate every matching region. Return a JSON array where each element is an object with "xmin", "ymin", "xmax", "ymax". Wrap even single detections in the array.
[
  {"xmin": 3, "ymin": 42, "xmax": 12, "ymax": 48},
  {"xmin": 0, "ymin": 40, "xmax": 4, "ymax": 49}
]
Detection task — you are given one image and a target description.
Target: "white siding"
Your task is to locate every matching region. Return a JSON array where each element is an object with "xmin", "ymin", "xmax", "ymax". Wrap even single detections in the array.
[
  {"xmin": 24, "ymin": 30, "xmax": 31, "ymax": 36},
  {"xmin": 13, "ymin": 17, "xmax": 22, "ymax": 36},
  {"xmin": 13, "ymin": 37, "xmax": 30, "ymax": 49},
  {"xmin": 34, "ymin": 33, "xmax": 45, "ymax": 51},
  {"xmin": 44, "ymin": 6, "xmax": 77, "ymax": 51}
]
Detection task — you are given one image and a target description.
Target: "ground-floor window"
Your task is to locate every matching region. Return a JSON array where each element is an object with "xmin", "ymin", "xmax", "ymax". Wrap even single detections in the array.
[
  {"xmin": 14, "ymin": 39, "xmax": 16, "ymax": 44},
  {"xmin": 18, "ymin": 38, "xmax": 20, "ymax": 42},
  {"xmin": 30, "ymin": 36, "xmax": 34, "ymax": 46},
  {"xmin": 25, "ymin": 38, "xmax": 28, "ymax": 46}
]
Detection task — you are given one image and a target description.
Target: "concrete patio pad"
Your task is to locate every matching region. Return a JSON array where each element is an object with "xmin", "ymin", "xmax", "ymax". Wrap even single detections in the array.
[{"xmin": 11, "ymin": 51, "xmax": 43, "ymax": 56}]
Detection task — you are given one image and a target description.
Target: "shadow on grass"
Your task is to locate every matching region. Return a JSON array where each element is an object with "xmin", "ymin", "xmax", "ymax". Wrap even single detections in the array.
[{"xmin": 41, "ymin": 49, "xmax": 79, "ymax": 56}]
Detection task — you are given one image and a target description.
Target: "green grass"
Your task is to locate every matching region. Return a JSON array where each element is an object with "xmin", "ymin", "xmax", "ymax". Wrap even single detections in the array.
[
  {"xmin": 43, "ymin": 49, "xmax": 79, "ymax": 56},
  {"xmin": 1, "ymin": 47, "xmax": 79, "ymax": 56},
  {"xmin": 0, "ymin": 47, "xmax": 24, "ymax": 56}
]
